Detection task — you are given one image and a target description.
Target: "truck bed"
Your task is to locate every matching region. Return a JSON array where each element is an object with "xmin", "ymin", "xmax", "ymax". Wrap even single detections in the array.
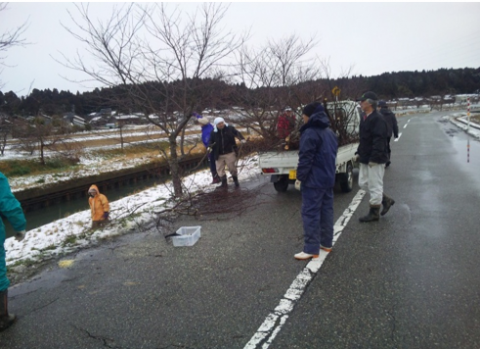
[{"xmin": 258, "ymin": 142, "xmax": 359, "ymax": 175}]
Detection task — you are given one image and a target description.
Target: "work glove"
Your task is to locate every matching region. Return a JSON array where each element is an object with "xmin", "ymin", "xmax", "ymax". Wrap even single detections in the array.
[
  {"xmin": 295, "ymin": 179, "xmax": 301, "ymax": 191},
  {"xmin": 207, "ymin": 147, "xmax": 212, "ymax": 154},
  {"xmin": 15, "ymin": 230, "xmax": 26, "ymax": 242},
  {"xmin": 240, "ymin": 139, "xmax": 246, "ymax": 144},
  {"xmin": 103, "ymin": 212, "xmax": 109, "ymax": 219},
  {"xmin": 368, "ymin": 162, "xmax": 379, "ymax": 168}
]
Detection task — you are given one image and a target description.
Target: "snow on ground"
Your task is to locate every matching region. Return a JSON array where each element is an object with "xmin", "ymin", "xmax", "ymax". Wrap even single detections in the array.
[
  {"xmin": 6, "ymin": 132, "xmax": 203, "ymax": 192},
  {"xmin": 5, "ymin": 125, "xmax": 251, "ymax": 192},
  {"xmin": 5, "ymin": 108, "xmax": 478, "ymax": 269},
  {"xmin": 5, "ymin": 154, "xmax": 261, "ymax": 268},
  {"xmin": 446, "ymin": 112, "xmax": 480, "ymax": 140}
]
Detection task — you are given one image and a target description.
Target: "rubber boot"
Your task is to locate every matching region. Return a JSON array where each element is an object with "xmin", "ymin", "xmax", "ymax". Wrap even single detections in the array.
[
  {"xmin": 359, "ymin": 205, "xmax": 381, "ymax": 222},
  {"xmin": 0, "ymin": 289, "xmax": 16, "ymax": 332},
  {"xmin": 232, "ymin": 175, "xmax": 240, "ymax": 188},
  {"xmin": 211, "ymin": 173, "xmax": 221, "ymax": 184},
  {"xmin": 381, "ymin": 194, "xmax": 395, "ymax": 216},
  {"xmin": 216, "ymin": 175, "xmax": 228, "ymax": 190}
]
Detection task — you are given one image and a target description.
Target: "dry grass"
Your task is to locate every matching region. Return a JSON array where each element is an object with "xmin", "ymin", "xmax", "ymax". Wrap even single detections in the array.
[{"xmin": 470, "ymin": 114, "xmax": 480, "ymax": 123}]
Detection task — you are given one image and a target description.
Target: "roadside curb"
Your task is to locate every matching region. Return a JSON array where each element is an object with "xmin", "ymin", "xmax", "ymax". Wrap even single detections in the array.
[{"xmin": 447, "ymin": 113, "xmax": 480, "ymax": 140}]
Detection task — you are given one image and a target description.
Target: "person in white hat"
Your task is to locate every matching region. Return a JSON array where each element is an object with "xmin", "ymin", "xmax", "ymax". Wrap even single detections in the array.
[
  {"xmin": 208, "ymin": 117, "xmax": 246, "ymax": 189},
  {"xmin": 277, "ymin": 107, "xmax": 296, "ymax": 139}
]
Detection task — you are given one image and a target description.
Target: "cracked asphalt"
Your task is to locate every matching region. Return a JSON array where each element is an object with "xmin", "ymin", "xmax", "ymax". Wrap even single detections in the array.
[{"xmin": 1, "ymin": 111, "xmax": 480, "ymax": 349}]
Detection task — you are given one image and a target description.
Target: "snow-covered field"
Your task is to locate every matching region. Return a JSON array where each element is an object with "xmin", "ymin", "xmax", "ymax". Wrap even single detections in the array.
[
  {"xmin": 4, "ymin": 124, "xmax": 254, "ymax": 192},
  {"xmin": 5, "ymin": 125, "xmax": 204, "ymax": 192}
]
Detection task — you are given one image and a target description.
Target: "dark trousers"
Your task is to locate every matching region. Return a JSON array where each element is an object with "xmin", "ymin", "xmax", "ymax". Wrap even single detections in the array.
[
  {"xmin": 92, "ymin": 219, "xmax": 108, "ymax": 229},
  {"xmin": 208, "ymin": 152, "xmax": 217, "ymax": 177},
  {"xmin": 386, "ymin": 136, "xmax": 392, "ymax": 160},
  {"xmin": 301, "ymin": 187, "xmax": 334, "ymax": 255}
]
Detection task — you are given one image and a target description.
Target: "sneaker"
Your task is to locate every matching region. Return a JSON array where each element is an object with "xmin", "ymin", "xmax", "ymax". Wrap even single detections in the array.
[
  {"xmin": 320, "ymin": 245, "xmax": 332, "ymax": 252},
  {"xmin": 294, "ymin": 252, "xmax": 319, "ymax": 260}
]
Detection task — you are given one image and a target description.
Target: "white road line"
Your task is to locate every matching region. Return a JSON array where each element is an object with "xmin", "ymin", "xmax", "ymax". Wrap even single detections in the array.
[
  {"xmin": 394, "ymin": 132, "xmax": 402, "ymax": 142},
  {"xmin": 403, "ymin": 124, "xmax": 408, "ymax": 129},
  {"xmin": 243, "ymin": 189, "xmax": 366, "ymax": 349}
]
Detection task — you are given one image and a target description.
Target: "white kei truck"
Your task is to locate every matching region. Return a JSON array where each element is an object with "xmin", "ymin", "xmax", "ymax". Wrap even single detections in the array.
[{"xmin": 258, "ymin": 101, "xmax": 362, "ymax": 193}]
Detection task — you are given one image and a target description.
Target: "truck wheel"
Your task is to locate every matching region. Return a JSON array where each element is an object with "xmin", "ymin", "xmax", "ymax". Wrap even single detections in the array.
[
  {"xmin": 339, "ymin": 162, "xmax": 353, "ymax": 193},
  {"xmin": 273, "ymin": 175, "xmax": 289, "ymax": 192}
]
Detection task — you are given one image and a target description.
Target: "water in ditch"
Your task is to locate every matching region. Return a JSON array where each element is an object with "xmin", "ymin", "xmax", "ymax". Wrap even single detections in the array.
[{"xmin": 3, "ymin": 160, "xmax": 212, "ymax": 239}]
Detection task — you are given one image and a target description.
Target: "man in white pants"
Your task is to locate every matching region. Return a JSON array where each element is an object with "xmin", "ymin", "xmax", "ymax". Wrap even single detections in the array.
[{"xmin": 356, "ymin": 91, "xmax": 395, "ymax": 222}]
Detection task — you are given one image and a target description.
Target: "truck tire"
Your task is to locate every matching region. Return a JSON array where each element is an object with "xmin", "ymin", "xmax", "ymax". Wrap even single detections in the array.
[
  {"xmin": 338, "ymin": 162, "xmax": 353, "ymax": 193},
  {"xmin": 273, "ymin": 175, "xmax": 289, "ymax": 192}
]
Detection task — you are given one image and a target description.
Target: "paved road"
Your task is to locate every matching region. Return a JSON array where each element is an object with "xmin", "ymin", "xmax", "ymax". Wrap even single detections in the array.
[{"xmin": 2, "ymin": 111, "xmax": 480, "ymax": 349}]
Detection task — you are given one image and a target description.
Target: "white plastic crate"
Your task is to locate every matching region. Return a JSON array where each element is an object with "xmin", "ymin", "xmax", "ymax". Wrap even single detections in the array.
[{"xmin": 172, "ymin": 226, "xmax": 201, "ymax": 247}]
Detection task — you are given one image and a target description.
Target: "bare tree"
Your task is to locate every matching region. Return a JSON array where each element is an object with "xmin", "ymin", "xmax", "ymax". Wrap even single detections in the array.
[
  {"xmin": 232, "ymin": 34, "xmax": 324, "ymax": 148},
  {"xmin": 0, "ymin": 114, "xmax": 11, "ymax": 155},
  {"xmin": 59, "ymin": 3, "xmax": 246, "ymax": 197},
  {"xmin": 0, "ymin": 2, "xmax": 28, "ymax": 89},
  {"xmin": 12, "ymin": 116, "xmax": 82, "ymax": 165}
]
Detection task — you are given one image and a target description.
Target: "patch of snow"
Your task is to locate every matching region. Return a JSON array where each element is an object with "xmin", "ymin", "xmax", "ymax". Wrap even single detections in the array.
[{"xmin": 5, "ymin": 155, "xmax": 261, "ymax": 267}]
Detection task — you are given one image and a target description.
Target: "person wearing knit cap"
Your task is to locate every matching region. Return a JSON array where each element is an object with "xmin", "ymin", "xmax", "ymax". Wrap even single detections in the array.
[
  {"xmin": 294, "ymin": 102, "xmax": 338, "ymax": 260},
  {"xmin": 208, "ymin": 117, "xmax": 246, "ymax": 189},
  {"xmin": 356, "ymin": 91, "xmax": 394, "ymax": 222},
  {"xmin": 377, "ymin": 101, "xmax": 398, "ymax": 168},
  {"xmin": 195, "ymin": 114, "xmax": 220, "ymax": 184}
]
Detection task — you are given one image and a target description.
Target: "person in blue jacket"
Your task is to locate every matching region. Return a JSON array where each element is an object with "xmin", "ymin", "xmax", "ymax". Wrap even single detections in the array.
[
  {"xmin": 294, "ymin": 102, "xmax": 338, "ymax": 260},
  {"xmin": 195, "ymin": 113, "xmax": 220, "ymax": 184},
  {"xmin": 0, "ymin": 172, "xmax": 27, "ymax": 331}
]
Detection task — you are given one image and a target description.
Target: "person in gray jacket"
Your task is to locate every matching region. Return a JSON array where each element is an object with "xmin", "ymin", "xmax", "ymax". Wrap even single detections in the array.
[{"xmin": 378, "ymin": 100, "xmax": 398, "ymax": 167}]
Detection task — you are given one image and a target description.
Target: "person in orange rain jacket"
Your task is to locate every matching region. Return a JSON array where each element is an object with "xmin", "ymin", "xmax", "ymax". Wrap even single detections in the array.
[{"xmin": 88, "ymin": 184, "xmax": 110, "ymax": 229}]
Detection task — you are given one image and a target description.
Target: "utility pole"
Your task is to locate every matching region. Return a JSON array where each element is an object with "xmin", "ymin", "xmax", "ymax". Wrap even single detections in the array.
[
  {"xmin": 467, "ymin": 97, "xmax": 470, "ymax": 164},
  {"xmin": 467, "ymin": 97, "xmax": 470, "ymax": 131}
]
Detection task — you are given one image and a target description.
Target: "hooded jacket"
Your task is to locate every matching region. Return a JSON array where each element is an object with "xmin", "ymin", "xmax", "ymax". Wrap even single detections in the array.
[
  {"xmin": 208, "ymin": 125, "xmax": 245, "ymax": 161},
  {"xmin": 296, "ymin": 107, "xmax": 338, "ymax": 189},
  {"xmin": 0, "ymin": 172, "xmax": 27, "ymax": 291},
  {"xmin": 379, "ymin": 107, "xmax": 399, "ymax": 138},
  {"xmin": 357, "ymin": 109, "xmax": 389, "ymax": 164},
  {"xmin": 88, "ymin": 184, "xmax": 110, "ymax": 221},
  {"xmin": 201, "ymin": 123, "xmax": 214, "ymax": 148}
]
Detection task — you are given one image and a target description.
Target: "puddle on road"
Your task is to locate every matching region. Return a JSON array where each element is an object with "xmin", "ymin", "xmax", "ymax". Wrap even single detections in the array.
[{"xmin": 438, "ymin": 117, "xmax": 480, "ymax": 192}]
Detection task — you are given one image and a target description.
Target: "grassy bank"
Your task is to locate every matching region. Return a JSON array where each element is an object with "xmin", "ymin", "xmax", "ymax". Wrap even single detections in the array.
[{"xmin": 0, "ymin": 140, "xmax": 171, "ymax": 178}]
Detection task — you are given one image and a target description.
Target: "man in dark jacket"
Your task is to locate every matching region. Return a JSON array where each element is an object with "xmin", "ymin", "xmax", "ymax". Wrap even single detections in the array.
[
  {"xmin": 356, "ymin": 92, "xmax": 395, "ymax": 222},
  {"xmin": 208, "ymin": 117, "xmax": 245, "ymax": 189},
  {"xmin": 378, "ymin": 100, "xmax": 398, "ymax": 167},
  {"xmin": 294, "ymin": 102, "xmax": 338, "ymax": 260}
]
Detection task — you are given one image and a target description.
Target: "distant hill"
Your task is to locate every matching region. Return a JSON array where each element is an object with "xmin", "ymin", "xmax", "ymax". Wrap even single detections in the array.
[{"xmin": 1, "ymin": 67, "xmax": 479, "ymax": 118}]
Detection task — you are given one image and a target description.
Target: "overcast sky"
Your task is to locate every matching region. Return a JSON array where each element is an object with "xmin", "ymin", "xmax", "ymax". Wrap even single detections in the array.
[{"xmin": 1, "ymin": 2, "xmax": 479, "ymax": 97}]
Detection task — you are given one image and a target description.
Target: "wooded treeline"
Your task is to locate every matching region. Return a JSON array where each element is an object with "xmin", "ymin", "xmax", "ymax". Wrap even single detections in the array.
[{"xmin": 1, "ymin": 67, "xmax": 479, "ymax": 118}]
